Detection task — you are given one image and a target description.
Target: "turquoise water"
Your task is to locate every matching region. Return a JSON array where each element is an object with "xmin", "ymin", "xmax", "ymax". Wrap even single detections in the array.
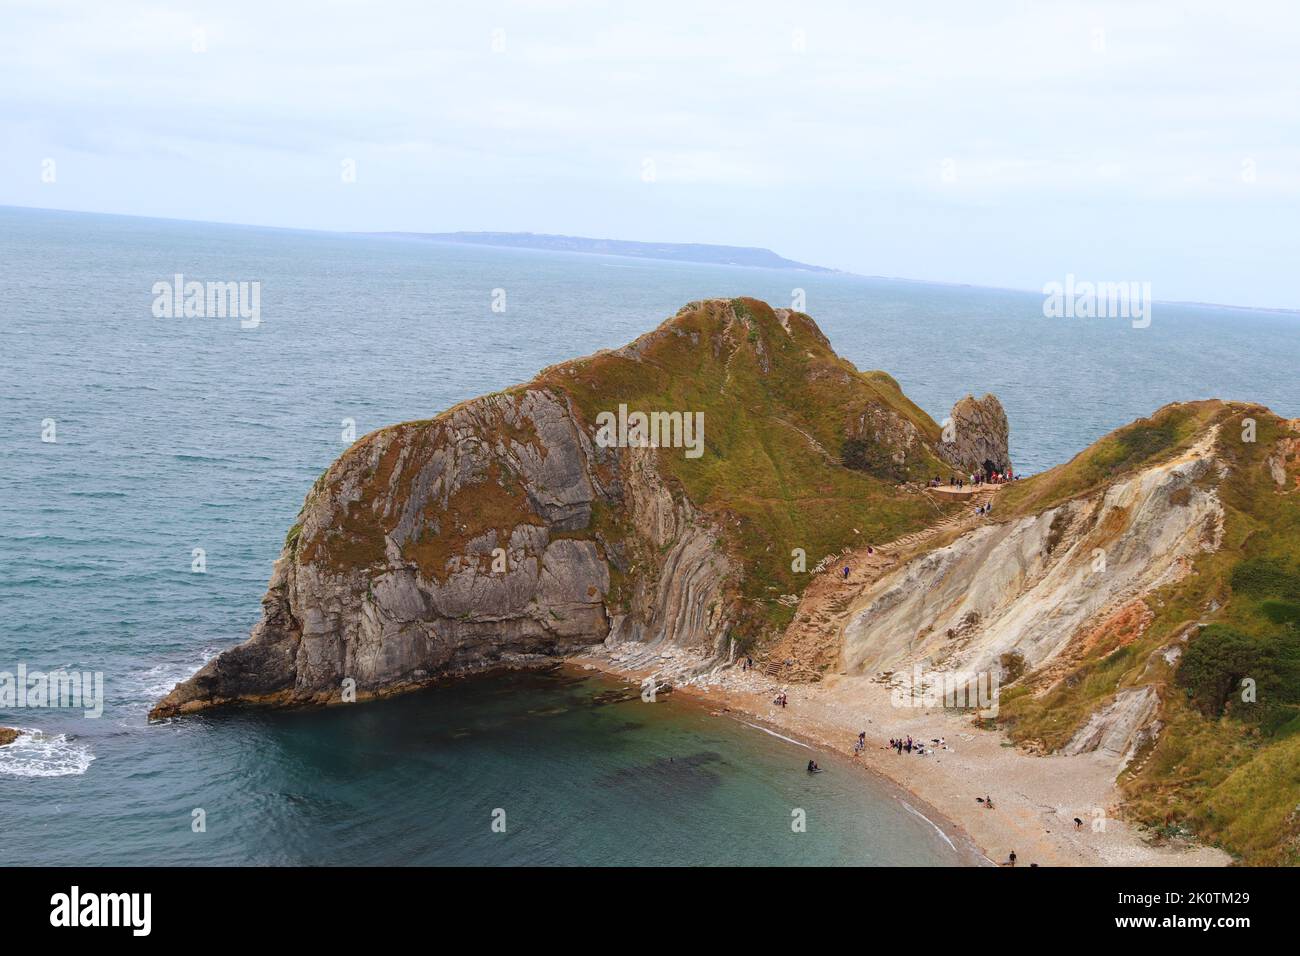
[
  {"xmin": 0, "ymin": 204, "xmax": 1295, "ymax": 865},
  {"xmin": 3, "ymin": 667, "xmax": 965, "ymax": 865}
]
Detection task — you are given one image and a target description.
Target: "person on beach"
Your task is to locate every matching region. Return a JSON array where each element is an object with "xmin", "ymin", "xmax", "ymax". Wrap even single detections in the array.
[
  {"xmin": 1008, "ymin": 850, "xmax": 1017, "ymax": 867},
  {"xmin": 842, "ymin": 564, "xmax": 850, "ymax": 580}
]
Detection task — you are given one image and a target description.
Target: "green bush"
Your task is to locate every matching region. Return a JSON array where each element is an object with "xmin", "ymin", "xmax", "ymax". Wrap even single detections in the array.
[
  {"xmin": 1262, "ymin": 600, "xmax": 1300, "ymax": 625},
  {"xmin": 1177, "ymin": 623, "xmax": 1300, "ymax": 721},
  {"xmin": 1176, "ymin": 626, "xmax": 1261, "ymax": 717},
  {"xmin": 841, "ymin": 437, "xmax": 905, "ymax": 482},
  {"xmin": 1230, "ymin": 558, "xmax": 1300, "ymax": 600}
]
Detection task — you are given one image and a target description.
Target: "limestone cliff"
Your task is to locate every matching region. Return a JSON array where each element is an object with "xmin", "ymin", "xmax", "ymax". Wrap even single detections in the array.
[
  {"xmin": 845, "ymin": 422, "xmax": 1222, "ymax": 681},
  {"xmin": 837, "ymin": 400, "xmax": 1300, "ymax": 864},
  {"xmin": 939, "ymin": 393, "xmax": 1011, "ymax": 474},
  {"xmin": 152, "ymin": 298, "xmax": 1005, "ymax": 717}
]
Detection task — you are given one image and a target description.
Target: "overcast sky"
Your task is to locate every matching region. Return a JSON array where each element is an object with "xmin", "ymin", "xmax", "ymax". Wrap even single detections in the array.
[{"xmin": 3, "ymin": 0, "xmax": 1297, "ymax": 308}]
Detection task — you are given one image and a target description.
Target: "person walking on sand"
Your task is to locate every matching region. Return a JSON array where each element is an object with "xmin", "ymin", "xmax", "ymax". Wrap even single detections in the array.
[{"xmin": 1008, "ymin": 850, "xmax": 1017, "ymax": 867}]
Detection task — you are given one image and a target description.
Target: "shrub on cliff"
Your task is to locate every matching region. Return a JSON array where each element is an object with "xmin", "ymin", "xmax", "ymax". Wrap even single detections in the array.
[
  {"xmin": 1178, "ymin": 623, "xmax": 1300, "ymax": 724},
  {"xmin": 1177, "ymin": 625, "xmax": 1261, "ymax": 717}
]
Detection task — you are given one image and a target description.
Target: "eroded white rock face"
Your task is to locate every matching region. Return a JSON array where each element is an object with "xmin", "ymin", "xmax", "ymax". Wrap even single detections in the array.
[
  {"xmin": 1062, "ymin": 685, "xmax": 1161, "ymax": 768},
  {"xmin": 844, "ymin": 433, "xmax": 1223, "ymax": 679}
]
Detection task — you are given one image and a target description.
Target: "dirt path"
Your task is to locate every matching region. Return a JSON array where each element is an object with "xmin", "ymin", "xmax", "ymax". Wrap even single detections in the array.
[{"xmin": 761, "ymin": 484, "xmax": 1001, "ymax": 681}]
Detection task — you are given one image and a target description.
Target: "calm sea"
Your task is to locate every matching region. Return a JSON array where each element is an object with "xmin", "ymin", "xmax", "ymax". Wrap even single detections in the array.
[{"xmin": 0, "ymin": 205, "xmax": 1294, "ymax": 864}]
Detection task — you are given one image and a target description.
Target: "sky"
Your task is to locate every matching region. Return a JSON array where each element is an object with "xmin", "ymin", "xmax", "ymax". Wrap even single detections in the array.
[{"xmin": 2, "ymin": 0, "xmax": 1298, "ymax": 309}]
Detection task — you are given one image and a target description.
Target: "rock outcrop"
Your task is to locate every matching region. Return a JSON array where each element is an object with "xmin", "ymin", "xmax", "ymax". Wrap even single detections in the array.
[
  {"xmin": 1061, "ymin": 685, "xmax": 1161, "ymax": 767},
  {"xmin": 151, "ymin": 387, "xmax": 731, "ymax": 717},
  {"xmin": 151, "ymin": 298, "xmax": 985, "ymax": 718},
  {"xmin": 940, "ymin": 393, "xmax": 1011, "ymax": 474},
  {"xmin": 0, "ymin": 728, "xmax": 19, "ymax": 746}
]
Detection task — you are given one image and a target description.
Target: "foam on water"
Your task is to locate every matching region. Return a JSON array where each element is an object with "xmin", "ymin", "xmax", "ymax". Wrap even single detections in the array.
[
  {"xmin": 0, "ymin": 729, "xmax": 96, "ymax": 778},
  {"xmin": 132, "ymin": 647, "xmax": 219, "ymax": 703}
]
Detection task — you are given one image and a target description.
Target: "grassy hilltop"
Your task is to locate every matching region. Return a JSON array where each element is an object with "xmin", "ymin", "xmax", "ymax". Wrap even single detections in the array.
[{"xmin": 995, "ymin": 401, "xmax": 1300, "ymax": 864}]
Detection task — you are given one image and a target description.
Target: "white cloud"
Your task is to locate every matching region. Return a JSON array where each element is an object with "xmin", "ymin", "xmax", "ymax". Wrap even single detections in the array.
[{"xmin": 1, "ymin": 0, "xmax": 1297, "ymax": 307}]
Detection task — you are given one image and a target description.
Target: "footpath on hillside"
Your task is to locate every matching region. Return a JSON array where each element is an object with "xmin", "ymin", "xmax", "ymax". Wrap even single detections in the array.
[{"xmin": 759, "ymin": 483, "xmax": 1003, "ymax": 681}]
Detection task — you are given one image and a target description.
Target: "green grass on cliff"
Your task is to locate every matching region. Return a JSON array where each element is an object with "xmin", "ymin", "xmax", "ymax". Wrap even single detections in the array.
[
  {"xmin": 996, "ymin": 404, "xmax": 1300, "ymax": 864},
  {"xmin": 996, "ymin": 400, "xmax": 1228, "ymax": 519},
  {"xmin": 301, "ymin": 298, "xmax": 962, "ymax": 649},
  {"xmin": 535, "ymin": 297, "xmax": 959, "ymax": 644}
]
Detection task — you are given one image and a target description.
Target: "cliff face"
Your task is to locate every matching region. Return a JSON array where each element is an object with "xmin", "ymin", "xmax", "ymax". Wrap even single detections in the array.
[
  {"xmin": 845, "ymin": 423, "xmax": 1222, "ymax": 680},
  {"xmin": 151, "ymin": 387, "xmax": 733, "ymax": 716},
  {"xmin": 152, "ymin": 298, "xmax": 1006, "ymax": 718},
  {"xmin": 841, "ymin": 401, "xmax": 1300, "ymax": 864}
]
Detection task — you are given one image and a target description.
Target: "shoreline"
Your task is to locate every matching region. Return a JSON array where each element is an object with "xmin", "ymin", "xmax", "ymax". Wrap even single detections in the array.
[
  {"xmin": 705, "ymin": 694, "xmax": 991, "ymax": 866},
  {"xmin": 569, "ymin": 644, "xmax": 1232, "ymax": 868},
  {"xmin": 565, "ymin": 655, "xmax": 989, "ymax": 867}
]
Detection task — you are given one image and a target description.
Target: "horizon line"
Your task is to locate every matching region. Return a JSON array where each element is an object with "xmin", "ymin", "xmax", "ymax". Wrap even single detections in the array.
[{"xmin": 4, "ymin": 201, "xmax": 1297, "ymax": 317}]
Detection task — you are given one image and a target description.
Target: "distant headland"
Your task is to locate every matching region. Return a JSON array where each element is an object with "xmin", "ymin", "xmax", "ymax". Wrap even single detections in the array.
[{"xmin": 369, "ymin": 230, "xmax": 840, "ymax": 273}]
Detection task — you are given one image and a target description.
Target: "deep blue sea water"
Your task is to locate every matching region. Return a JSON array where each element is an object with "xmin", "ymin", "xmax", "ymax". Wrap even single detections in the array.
[{"xmin": 0, "ymin": 204, "xmax": 1295, "ymax": 864}]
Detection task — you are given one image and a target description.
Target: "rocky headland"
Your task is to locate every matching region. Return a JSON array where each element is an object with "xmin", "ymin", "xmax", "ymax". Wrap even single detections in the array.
[{"xmin": 152, "ymin": 298, "xmax": 1300, "ymax": 866}]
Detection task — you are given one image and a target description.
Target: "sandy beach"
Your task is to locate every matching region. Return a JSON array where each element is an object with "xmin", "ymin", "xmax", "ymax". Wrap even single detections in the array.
[{"xmin": 570, "ymin": 643, "xmax": 1232, "ymax": 867}]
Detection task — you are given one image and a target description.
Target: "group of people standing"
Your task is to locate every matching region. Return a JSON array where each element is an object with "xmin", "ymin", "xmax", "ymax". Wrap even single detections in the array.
[{"xmin": 930, "ymin": 466, "xmax": 1016, "ymax": 490}]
